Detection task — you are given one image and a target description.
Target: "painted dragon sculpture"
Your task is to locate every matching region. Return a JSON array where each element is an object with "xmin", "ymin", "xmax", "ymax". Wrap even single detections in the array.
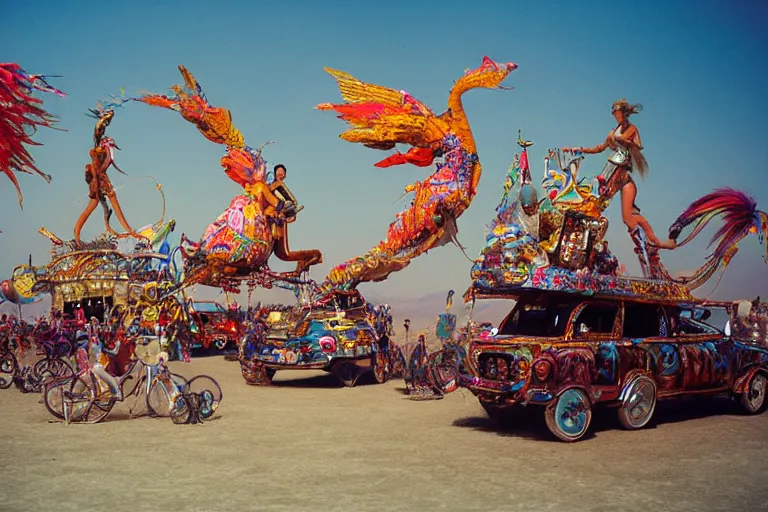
[
  {"xmin": 317, "ymin": 57, "xmax": 517, "ymax": 292},
  {"xmin": 112, "ymin": 65, "xmax": 322, "ymax": 290}
]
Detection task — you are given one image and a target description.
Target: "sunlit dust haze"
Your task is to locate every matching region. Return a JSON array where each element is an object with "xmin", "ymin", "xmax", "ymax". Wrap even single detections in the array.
[{"xmin": 2, "ymin": 0, "xmax": 767, "ymax": 321}]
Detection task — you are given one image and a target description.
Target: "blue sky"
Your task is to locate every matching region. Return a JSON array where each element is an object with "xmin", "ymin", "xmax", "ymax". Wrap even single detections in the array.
[{"xmin": 2, "ymin": 0, "xmax": 767, "ymax": 312}]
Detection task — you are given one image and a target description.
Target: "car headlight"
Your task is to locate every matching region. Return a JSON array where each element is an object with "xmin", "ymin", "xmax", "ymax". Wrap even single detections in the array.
[
  {"xmin": 533, "ymin": 360, "xmax": 551, "ymax": 382},
  {"xmin": 319, "ymin": 336, "xmax": 336, "ymax": 353}
]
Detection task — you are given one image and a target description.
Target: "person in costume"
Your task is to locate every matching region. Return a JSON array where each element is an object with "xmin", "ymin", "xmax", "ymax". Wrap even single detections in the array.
[
  {"xmin": 86, "ymin": 317, "xmax": 122, "ymax": 398},
  {"xmin": 269, "ymin": 164, "xmax": 303, "ymax": 218},
  {"xmin": 266, "ymin": 163, "xmax": 317, "ymax": 274},
  {"xmin": 74, "ymin": 304, "xmax": 86, "ymax": 328},
  {"xmin": 564, "ymin": 99, "xmax": 676, "ymax": 249},
  {"xmin": 73, "ymin": 109, "xmax": 139, "ymax": 245}
]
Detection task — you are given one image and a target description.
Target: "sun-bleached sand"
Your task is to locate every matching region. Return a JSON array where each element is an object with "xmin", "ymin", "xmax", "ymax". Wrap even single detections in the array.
[{"xmin": 1, "ymin": 355, "xmax": 767, "ymax": 512}]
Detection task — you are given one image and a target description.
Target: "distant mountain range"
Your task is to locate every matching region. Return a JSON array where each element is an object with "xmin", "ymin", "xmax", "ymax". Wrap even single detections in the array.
[{"xmin": 363, "ymin": 289, "xmax": 513, "ymax": 334}]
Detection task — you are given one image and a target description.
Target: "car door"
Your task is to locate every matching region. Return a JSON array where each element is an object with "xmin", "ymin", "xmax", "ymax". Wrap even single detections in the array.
[
  {"xmin": 677, "ymin": 306, "xmax": 732, "ymax": 389},
  {"xmin": 565, "ymin": 301, "xmax": 620, "ymax": 388},
  {"xmin": 621, "ymin": 301, "xmax": 674, "ymax": 389}
]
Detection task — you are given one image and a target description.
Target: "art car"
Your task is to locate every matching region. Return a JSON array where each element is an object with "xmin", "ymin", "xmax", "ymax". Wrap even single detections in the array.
[{"xmin": 239, "ymin": 290, "xmax": 404, "ymax": 387}]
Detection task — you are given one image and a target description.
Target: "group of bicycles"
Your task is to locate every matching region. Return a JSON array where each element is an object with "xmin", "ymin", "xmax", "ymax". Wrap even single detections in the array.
[{"xmin": 1, "ymin": 318, "xmax": 222, "ymax": 425}]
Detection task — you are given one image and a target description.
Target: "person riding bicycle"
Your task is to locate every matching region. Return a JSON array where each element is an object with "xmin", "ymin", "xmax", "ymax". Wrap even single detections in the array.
[
  {"xmin": 101, "ymin": 323, "xmax": 134, "ymax": 377},
  {"xmin": 86, "ymin": 318, "xmax": 122, "ymax": 400}
]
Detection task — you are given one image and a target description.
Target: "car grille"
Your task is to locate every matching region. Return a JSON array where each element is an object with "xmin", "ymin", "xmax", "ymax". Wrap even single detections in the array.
[{"xmin": 478, "ymin": 353, "xmax": 518, "ymax": 382}]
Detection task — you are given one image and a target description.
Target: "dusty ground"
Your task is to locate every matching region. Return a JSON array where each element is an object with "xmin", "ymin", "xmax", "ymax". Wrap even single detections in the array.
[{"xmin": 1, "ymin": 356, "xmax": 767, "ymax": 512}]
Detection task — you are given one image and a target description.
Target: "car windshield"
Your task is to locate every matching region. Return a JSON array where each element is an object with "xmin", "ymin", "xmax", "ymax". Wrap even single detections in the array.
[
  {"xmin": 308, "ymin": 320, "xmax": 327, "ymax": 333},
  {"xmin": 191, "ymin": 303, "xmax": 225, "ymax": 313},
  {"xmin": 498, "ymin": 295, "xmax": 580, "ymax": 337},
  {"xmin": 679, "ymin": 306, "xmax": 725, "ymax": 335},
  {"xmin": 319, "ymin": 294, "xmax": 365, "ymax": 311},
  {"xmin": 293, "ymin": 319, "xmax": 326, "ymax": 337}
]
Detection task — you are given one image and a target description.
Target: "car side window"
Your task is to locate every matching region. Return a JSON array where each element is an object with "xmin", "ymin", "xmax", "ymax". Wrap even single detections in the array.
[
  {"xmin": 499, "ymin": 308, "xmax": 520, "ymax": 335},
  {"xmin": 623, "ymin": 303, "xmax": 661, "ymax": 338},
  {"xmin": 573, "ymin": 303, "xmax": 618, "ymax": 335},
  {"xmin": 661, "ymin": 307, "xmax": 677, "ymax": 336}
]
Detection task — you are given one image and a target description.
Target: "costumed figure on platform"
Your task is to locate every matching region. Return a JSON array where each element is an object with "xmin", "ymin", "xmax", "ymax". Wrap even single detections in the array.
[
  {"xmin": 470, "ymin": 101, "xmax": 767, "ymax": 304},
  {"xmin": 553, "ymin": 98, "xmax": 768, "ymax": 288},
  {"xmin": 117, "ymin": 65, "xmax": 322, "ymax": 288},
  {"xmin": 563, "ymin": 99, "xmax": 675, "ymax": 249},
  {"xmin": 0, "ymin": 63, "xmax": 65, "ymax": 208},
  {"xmin": 317, "ymin": 57, "xmax": 517, "ymax": 293},
  {"xmin": 268, "ymin": 164, "xmax": 312, "ymax": 271},
  {"xmin": 73, "ymin": 109, "xmax": 141, "ymax": 246}
]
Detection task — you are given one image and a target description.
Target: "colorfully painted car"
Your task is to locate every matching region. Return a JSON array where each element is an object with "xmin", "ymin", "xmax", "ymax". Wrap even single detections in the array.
[
  {"xmin": 188, "ymin": 301, "xmax": 244, "ymax": 351},
  {"xmin": 460, "ymin": 289, "xmax": 768, "ymax": 441},
  {"xmin": 239, "ymin": 290, "xmax": 401, "ymax": 387}
]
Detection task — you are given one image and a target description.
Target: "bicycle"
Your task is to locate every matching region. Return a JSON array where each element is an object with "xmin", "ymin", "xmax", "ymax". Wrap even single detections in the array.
[
  {"xmin": 169, "ymin": 374, "xmax": 223, "ymax": 424},
  {"xmin": 32, "ymin": 331, "xmax": 75, "ymax": 384},
  {"xmin": 45, "ymin": 342, "xmax": 187, "ymax": 423},
  {"xmin": 1, "ymin": 335, "xmax": 49, "ymax": 393},
  {"xmin": 0, "ymin": 349, "xmax": 19, "ymax": 390}
]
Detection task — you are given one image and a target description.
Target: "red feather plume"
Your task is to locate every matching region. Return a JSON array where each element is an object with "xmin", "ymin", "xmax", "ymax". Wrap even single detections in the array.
[
  {"xmin": 670, "ymin": 187, "xmax": 763, "ymax": 261},
  {"xmin": 0, "ymin": 63, "xmax": 65, "ymax": 208}
]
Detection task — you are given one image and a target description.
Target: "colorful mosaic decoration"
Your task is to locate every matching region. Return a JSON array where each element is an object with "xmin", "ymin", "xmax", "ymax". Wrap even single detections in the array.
[{"xmin": 468, "ymin": 131, "xmax": 767, "ymax": 302}]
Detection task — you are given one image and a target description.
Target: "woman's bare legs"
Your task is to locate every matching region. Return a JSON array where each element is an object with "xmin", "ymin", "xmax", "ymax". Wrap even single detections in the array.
[
  {"xmin": 74, "ymin": 198, "xmax": 100, "ymax": 245},
  {"xmin": 273, "ymin": 224, "xmax": 323, "ymax": 275},
  {"xmin": 620, "ymin": 181, "xmax": 676, "ymax": 249},
  {"xmin": 91, "ymin": 363, "xmax": 122, "ymax": 400}
]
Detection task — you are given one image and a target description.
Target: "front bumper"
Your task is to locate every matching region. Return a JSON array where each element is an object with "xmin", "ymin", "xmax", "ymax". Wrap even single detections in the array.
[
  {"xmin": 460, "ymin": 374, "xmax": 527, "ymax": 394},
  {"xmin": 256, "ymin": 352, "xmax": 372, "ymax": 370},
  {"xmin": 459, "ymin": 374, "xmax": 553, "ymax": 405}
]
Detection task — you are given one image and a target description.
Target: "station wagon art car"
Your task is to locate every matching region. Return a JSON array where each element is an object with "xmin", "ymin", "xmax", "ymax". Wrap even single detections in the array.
[
  {"xmin": 461, "ymin": 290, "xmax": 768, "ymax": 441},
  {"xmin": 453, "ymin": 135, "xmax": 768, "ymax": 441}
]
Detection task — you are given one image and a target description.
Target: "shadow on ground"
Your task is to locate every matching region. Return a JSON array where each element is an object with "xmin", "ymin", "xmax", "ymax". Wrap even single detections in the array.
[{"xmin": 452, "ymin": 395, "xmax": 744, "ymax": 442}]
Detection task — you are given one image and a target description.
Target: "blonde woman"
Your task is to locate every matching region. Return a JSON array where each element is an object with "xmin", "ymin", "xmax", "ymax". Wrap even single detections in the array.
[{"xmin": 564, "ymin": 99, "xmax": 676, "ymax": 249}]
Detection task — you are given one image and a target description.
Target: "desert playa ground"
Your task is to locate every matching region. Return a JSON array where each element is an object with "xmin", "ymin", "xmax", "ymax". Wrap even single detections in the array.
[{"xmin": 1, "ymin": 356, "xmax": 767, "ymax": 512}]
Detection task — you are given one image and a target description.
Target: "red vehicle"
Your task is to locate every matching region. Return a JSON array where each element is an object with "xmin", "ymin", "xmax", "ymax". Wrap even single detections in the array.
[{"xmin": 188, "ymin": 301, "xmax": 244, "ymax": 351}]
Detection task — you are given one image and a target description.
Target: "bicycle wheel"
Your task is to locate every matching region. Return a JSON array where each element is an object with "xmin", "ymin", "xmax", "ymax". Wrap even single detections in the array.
[
  {"xmin": 146, "ymin": 372, "xmax": 187, "ymax": 417},
  {"xmin": 34, "ymin": 358, "xmax": 74, "ymax": 384},
  {"xmin": 372, "ymin": 350, "xmax": 390, "ymax": 384},
  {"xmin": 0, "ymin": 352, "xmax": 16, "ymax": 389},
  {"xmin": 427, "ymin": 350, "xmax": 460, "ymax": 395},
  {"xmin": 185, "ymin": 375, "xmax": 223, "ymax": 419},
  {"xmin": 65, "ymin": 375, "xmax": 115, "ymax": 424},
  {"xmin": 43, "ymin": 377, "xmax": 74, "ymax": 420},
  {"xmin": 170, "ymin": 394, "xmax": 192, "ymax": 424}
]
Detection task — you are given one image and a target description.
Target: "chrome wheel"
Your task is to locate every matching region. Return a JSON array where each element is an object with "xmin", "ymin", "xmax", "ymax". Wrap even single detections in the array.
[
  {"xmin": 545, "ymin": 388, "xmax": 592, "ymax": 442},
  {"xmin": 741, "ymin": 372, "xmax": 768, "ymax": 414},
  {"xmin": 618, "ymin": 375, "xmax": 657, "ymax": 429}
]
